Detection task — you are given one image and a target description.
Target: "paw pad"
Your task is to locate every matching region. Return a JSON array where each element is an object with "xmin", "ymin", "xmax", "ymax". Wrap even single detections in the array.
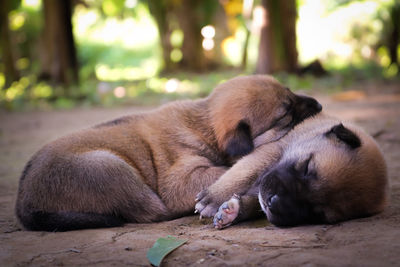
[{"xmin": 213, "ymin": 195, "xmax": 240, "ymax": 229}]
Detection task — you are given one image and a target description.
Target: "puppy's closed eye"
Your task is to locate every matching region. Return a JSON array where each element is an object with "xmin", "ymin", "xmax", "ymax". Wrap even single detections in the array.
[{"xmin": 296, "ymin": 154, "xmax": 314, "ymax": 178}]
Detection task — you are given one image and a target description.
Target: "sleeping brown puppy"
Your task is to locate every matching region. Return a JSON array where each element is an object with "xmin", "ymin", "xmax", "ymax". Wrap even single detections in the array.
[
  {"xmin": 15, "ymin": 75, "xmax": 322, "ymax": 231},
  {"xmin": 195, "ymin": 113, "xmax": 389, "ymax": 229}
]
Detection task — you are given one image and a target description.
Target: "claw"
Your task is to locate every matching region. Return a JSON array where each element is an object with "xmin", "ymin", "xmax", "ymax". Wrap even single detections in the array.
[
  {"xmin": 194, "ymin": 209, "xmax": 198, "ymax": 214},
  {"xmin": 232, "ymin": 193, "xmax": 241, "ymax": 200},
  {"xmin": 199, "ymin": 214, "xmax": 203, "ymax": 220}
]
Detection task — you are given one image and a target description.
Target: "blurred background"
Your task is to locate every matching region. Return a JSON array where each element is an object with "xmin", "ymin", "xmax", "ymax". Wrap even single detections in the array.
[{"xmin": 0, "ymin": 0, "xmax": 399, "ymax": 110}]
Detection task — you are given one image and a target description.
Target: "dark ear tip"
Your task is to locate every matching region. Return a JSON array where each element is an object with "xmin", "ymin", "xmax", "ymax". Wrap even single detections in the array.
[
  {"xmin": 237, "ymin": 120, "xmax": 251, "ymax": 131},
  {"xmin": 326, "ymin": 123, "xmax": 361, "ymax": 149},
  {"xmin": 224, "ymin": 120, "xmax": 254, "ymax": 158},
  {"xmin": 331, "ymin": 123, "xmax": 345, "ymax": 132},
  {"xmin": 225, "ymin": 140, "xmax": 254, "ymax": 158}
]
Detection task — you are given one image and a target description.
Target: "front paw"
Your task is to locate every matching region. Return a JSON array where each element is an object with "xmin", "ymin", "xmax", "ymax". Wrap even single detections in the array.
[
  {"xmin": 213, "ymin": 194, "xmax": 240, "ymax": 229},
  {"xmin": 194, "ymin": 189, "xmax": 220, "ymax": 218}
]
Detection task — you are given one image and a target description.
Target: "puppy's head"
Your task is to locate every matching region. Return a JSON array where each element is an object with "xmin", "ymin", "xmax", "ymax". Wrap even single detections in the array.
[
  {"xmin": 209, "ymin": 75, "xmax": 322, "ymax": 159},
  {"xmin": 258, "ymin": 119, "xmax": 389, "ymax": 226}
]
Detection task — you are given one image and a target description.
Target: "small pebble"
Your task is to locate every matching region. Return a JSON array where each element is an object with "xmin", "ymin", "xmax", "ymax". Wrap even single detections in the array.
[{"xmin": 207, "ymin": 249, "xmax": 217, "ymax": 256}]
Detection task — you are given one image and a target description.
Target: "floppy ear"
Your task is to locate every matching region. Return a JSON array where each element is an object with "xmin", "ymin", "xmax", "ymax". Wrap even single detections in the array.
[
  {"xmin": 223, "ymin": 120, "xmax": 254, "ymax": 158},
  {"xmin": 326, "ymin": 123, "xmax": 361, "ymax": 149}
]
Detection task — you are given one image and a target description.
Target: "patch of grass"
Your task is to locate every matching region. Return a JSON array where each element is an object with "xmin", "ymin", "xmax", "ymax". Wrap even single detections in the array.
[{"xmin": 1, "ymin": 62, "xmax": 398, "ymax": 112}]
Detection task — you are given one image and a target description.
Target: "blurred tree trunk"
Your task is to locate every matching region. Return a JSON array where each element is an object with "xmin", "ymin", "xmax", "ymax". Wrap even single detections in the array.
[
  {"xmin": 0, "ymin": 0, "xmax": 20, "ymax": 89},
  {"xmin": 241, "ymin": 0, "xmax": 254, "ymax": 70},
  {"xmin": 241, "ymin": 27, "xmax": 251, "ymax": 69},
  {"xmin": 212, "ymin": 4, "xmax": 230, "ymax": 68},
  {"xmin": 148, "ymin": 0, "xmax": 225, "ymax": 72},
  {"xmin": 147, "ymin": 0, "xmax": 174, "ymax": 72},
  {"xmin": 255, "ymin": 0, "xmax": 298, "ymax": 74},
  {"xmin": 175, "ymin": 0, "xmax": 207, "ymax": 71},
  {"xmin": 148, "ymin": 0, "xmax": 207, "ymax": 72},
  {"xmin": 40, "ymin": 0, "xmax": 78, "ymax": 90}
]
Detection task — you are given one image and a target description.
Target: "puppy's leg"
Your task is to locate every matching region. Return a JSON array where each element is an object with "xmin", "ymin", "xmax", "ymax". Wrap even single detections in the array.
[
  {"xmin": 158, "ymin": 155, "xmax": 228, "ymax": 216},
  {"xmin": 16, "ymin": 150, "xmax": 169, "ymax": 231},
  {"xmin": 195, "ymin": 142, "xmax": 282, "ymax": 218},
  {"xmin": 213, "ymin": 185, "xmax": 263, "ymax": 229},
  {"xmin": 213, "ymin": 195, "xmax": 263, "ymax": 229}
]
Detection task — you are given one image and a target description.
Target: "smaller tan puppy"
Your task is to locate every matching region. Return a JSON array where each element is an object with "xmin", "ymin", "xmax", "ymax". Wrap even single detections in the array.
[
  {"xmin": 15, "ymin": 75, "xmax": 322, "ymax": 231},
  {"xmin": 196, "ymin": 113, "xmax": 389, "ymax": 228}
]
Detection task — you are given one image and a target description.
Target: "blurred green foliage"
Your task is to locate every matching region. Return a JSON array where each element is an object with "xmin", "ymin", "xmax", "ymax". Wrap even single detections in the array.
[{"xmin": 0, "ymin": 0, "xmax": 399, "ymax": 111}]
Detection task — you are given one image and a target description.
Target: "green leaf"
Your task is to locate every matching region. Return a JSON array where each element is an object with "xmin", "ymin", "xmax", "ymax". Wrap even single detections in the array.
[{"xmin": 146, "ymin": 236, "xmax": 188, "ymax": 266}]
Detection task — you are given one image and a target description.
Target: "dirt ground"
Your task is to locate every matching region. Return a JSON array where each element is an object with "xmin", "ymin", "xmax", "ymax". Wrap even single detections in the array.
[{"xmin": 1, "ymin": 84, "xmax": 400, "ymax": 266}]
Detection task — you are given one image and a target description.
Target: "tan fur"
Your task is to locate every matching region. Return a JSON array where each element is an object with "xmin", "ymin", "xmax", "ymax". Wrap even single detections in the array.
[
  {"xmin": 209, "ymin": 76, "xmax": 289, "ymax": 151},
  {"xmin": 280, "ymin": 113, "xmax": 389, "ymax": 221},
  {"xmin": 300, "ymin": 115, "xmax": 389, "ymax": 222},
  {"xmin": 15, "ymin": 75, "xmax": 322, "ymax": 231},
  {"xmin": 197, "ymin": 112, "xmax": 389, "ymax": 226}
]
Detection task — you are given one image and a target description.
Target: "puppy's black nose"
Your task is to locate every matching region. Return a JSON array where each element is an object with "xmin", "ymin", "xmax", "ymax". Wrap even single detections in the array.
[{"xmin": 267, "ymin": 195, "xmax": 279, "ymax": 209}]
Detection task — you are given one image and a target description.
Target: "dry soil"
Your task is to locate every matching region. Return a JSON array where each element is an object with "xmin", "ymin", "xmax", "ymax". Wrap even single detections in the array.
[{"xmin": 1, "ymin": 84, "xmax": 400, "ymax": 266}]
